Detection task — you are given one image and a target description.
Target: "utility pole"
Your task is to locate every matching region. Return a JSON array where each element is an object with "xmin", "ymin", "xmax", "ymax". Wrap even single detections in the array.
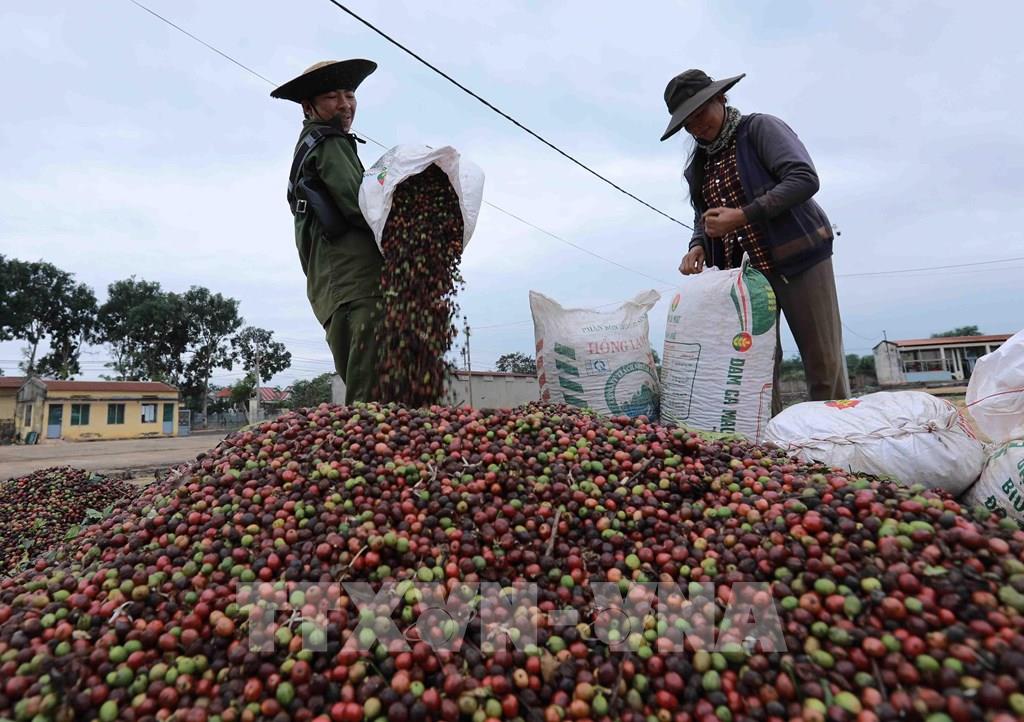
[
  {"xmin": 464, "ymin": 318, "xmax": 474, "ymax": 409},
  {"xmin": 250, "ymin": 342, "xmax": 262, "ymax": 423}
]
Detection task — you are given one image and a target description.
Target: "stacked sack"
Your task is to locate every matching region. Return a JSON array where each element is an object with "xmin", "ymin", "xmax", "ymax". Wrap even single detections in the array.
[
  {"xmin": 766, "ymin": 390, "xmax": 986, "ymax": 496},
  {"xmin": 961, "ymin": 329, "xmax": 1024, "ymax": 528},
  {"xmin": 530, "ymin": 290, "xmax": 661, "ymax": 420},
  {"xmin": 660, "ymin": 259, "xmax": 778, "ymax": 442}
]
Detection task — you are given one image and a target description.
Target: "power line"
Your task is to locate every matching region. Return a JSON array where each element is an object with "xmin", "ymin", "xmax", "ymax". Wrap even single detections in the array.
[
  {"xmin": 841, "ymin": 322, "xmax": 880, "ymax": 342},
  {"xmin": 127, "ymin": 0, "xmax": 276, "ymax": 86},
  {"xmin": 480, "ymin": 204, "xmax": 676, "ymax": 286},
  {"xmin": 320, "ymin": 0, "xmax": 691, "ymax": 230},
  {"xmin": 836, "ymin": 255, "xmax": 1024, "ymax": 278},
  {"xmin": 117, "ymin": 2, "xmax": 1024, "ymax": 343},
  {"xmin": 125, "ymin": 0, "xmax": 676, "ymax": 288},
  {"xmin": 473, "ymin": 284, "xmax": 678, "ymax": 331}
]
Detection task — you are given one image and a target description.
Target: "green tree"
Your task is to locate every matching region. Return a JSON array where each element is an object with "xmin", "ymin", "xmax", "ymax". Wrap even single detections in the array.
[
  {"xmin": 289, "ymin": 373, "xmax": 334, "ymax": 409},
  {"xmin": 34, "ymin": 278, "xmax": 100, "ymax": 379},
  {"xmin": 0, "ymin": 255, "xmax": 28, "ymax": 342},
  {"xmin": 780, "ymin": 355, "xmax": 805, "ymax": 381},
  {"xmin": 931, "ymin": 325, "xmax": 982, "ymax": 338},
  {"xmin": 96, "ymin": 278, "xmax": 191, "ymax": 383},
  {"xmin": 2, "ymin": 258, "xmax": 98, "ymax": 377},
  {"xmin": 857, "ymin": 354, "xmax": 876, "ymax": 379},
  {"xmin": 231, "ymin": 327, "xmax": 292, "ymax": 384},
  {"xmin": 229, "ymin": 376, "xmax": 256, "ymax": 410},
  {"xmin": 180, "ymin": 287, "xmax": 243, "ymax": 422},
  {"xmin": 495, "ymin": 352, "xmax": 537, "ymax": 375},
  {"xmin": 846, "ymin": 353, "xmax": 861, "ymax": 380},
  {"xmin": 96, "ymin": 277, "xmax": 163, "ymax": 380},
  {"xmin": 650, "ymin": 346, "xmax": 662, "ymax": 380}
]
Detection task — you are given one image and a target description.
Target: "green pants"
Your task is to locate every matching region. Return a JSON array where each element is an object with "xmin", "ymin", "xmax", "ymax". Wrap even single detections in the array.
[{"xmin": 325, "ymin": 296, "xmax": 383, "ymax": 405}]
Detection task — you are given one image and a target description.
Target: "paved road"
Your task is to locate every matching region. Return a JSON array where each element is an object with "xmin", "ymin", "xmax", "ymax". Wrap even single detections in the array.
[{"xmin": 0, "ymin": 433, "xmax": 229, "ymax": 480}]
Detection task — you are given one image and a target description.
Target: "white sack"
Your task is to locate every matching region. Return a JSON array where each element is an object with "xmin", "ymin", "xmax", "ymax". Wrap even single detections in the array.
[
  {"xmin": 961, "ymin": 440, "xmax": 1024, "ymax": 529},
  {"xmin": 965, "ymin": 328, "xmax": 1024, "ymax": 444},
  {"xmin": 359, "ymin": 144, "xmax": 485, "ymax": 253},
  {"xmin": 660, "ymin": 261, "xmax": 777, "ymax": 442},
  {"xmin": 766, "ymin": 390, "xmax": 985, "ymax": 494},
  {"xmin": 531, "ymin": 290, "xmax": 660, "ymax": 420}
]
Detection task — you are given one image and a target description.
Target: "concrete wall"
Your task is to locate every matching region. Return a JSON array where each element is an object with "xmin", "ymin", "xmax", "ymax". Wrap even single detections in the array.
[
  {"xmin": 0, "ymin": 389, "xmax": 16, "ymax": 420},
  {"xmin": 873, "ymin": 343, "xmax": 905, "ymax": 386},
  {"xmin": 331, "ymin": 372, "xmax": 539, "ymax": 409},
  {"xmin": 444, "ymin": 372, "xmax": 539, "ymax": 409}
]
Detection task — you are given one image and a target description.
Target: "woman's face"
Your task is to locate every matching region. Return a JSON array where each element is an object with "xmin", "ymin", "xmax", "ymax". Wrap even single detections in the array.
[{"xmin": 683, "ymin": 95, "xmax": 726, "ymax": 142}]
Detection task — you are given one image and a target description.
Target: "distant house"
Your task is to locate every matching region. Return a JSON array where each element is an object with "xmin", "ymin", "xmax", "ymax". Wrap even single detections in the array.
[
  {"xmin": 7, "ymin": 378, "xmax": 181, "ymax": 442},
  {"xmin": 873, "ymin": 334, "xmax": 1011, "ymax": 386}
]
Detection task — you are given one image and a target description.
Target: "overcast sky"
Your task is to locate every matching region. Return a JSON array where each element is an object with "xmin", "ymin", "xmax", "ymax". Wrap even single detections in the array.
[{"xmin": 2, "ymin": 0, "xmax": 1023, "ymax": 387}]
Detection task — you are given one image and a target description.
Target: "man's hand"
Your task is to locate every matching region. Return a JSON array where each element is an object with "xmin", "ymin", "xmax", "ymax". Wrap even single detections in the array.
[
  {"xmin": 679, "ymin": 246, "xmax": 705, "ymax": 275},
  {"xmin": 703, "ymin": 207, "xmax": 747, "ymax": 238}
]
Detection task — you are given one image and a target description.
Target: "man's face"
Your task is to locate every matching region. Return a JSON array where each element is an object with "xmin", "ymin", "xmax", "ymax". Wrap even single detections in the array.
[
  {"xmin": 309, "ymin": 89, "xmax": 357, "ymax": 131},
  {"xmin": 683, "ymin": 95, "xmax": 726, "ymax": 142}
]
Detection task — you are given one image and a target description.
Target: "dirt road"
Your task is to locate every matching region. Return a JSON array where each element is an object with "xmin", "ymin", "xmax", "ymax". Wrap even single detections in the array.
[{"xmin": 0, "ymin": 433, "xmax": 227, "ymax": 480}]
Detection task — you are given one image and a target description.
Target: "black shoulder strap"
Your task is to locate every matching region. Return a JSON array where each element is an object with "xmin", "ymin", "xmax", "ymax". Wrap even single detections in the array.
[{"xmin": 287, "ymin": 127, "xmax": 348, "ymax": 212}]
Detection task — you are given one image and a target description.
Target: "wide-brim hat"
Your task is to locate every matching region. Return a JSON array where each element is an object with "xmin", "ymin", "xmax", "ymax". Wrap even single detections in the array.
[
  {"xmin": 660, "ymin": 69, "xmax": 745, "ymax": 141},
  {"xmin": 270, "ymin": 59, "xmax": 377, "ymax": 103}
]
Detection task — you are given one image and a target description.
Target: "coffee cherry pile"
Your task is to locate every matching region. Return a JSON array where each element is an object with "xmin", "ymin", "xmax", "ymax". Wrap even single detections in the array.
[
  {"xmin": 1, "ymin": 403, "xmax": 1023, "ymax": 722},
  {"xmin": 0, "ymin": 467, "xmax": 140, "ymax": 578},
  {"xmin": 375, "ymin": 164, "xmax": 466, "ymax": 407}
]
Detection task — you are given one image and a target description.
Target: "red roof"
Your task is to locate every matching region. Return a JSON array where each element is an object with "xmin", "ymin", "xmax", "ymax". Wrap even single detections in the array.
[
  {"xmin": 42, "ymin": 380, "xmax": 178, "ymax": 393},
  {"xmin": 883, "ymin": 334, "xmax": 1011, "ymax": 348},
  {"xmin": 0, "ymin": 376, "xmax": 26, "ymax": 389},
  {"xmin": 216, "ymin": 387, "xmax": 291, "ymax": 402},
  {"xmin": 259, "ymin": 388, "xmax": 291, "ymax": 403}
]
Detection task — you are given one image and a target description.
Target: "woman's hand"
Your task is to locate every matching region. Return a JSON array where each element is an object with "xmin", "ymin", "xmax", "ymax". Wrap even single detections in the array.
[
  {"xmin": 702, "ymin": 207, "xmax": 747, "ymax": 238},
  {"xmin": 679, "ymin": 246, "xmax": 705, "ymax": 275}
]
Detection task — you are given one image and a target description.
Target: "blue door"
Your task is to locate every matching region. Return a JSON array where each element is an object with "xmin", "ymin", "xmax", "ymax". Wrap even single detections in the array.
[
  {"xmin": 162, "ymin": 403, "xmax": 175, "ymax": 434},
  {"xmin": 46, "ymin": 404, "xmax": 63, "ymax": 439}
]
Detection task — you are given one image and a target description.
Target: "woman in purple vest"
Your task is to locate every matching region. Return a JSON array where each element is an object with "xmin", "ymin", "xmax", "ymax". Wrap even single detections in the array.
[{"xmin": 661, "ymin": 69, "xmax": 850, "ymax": 414}]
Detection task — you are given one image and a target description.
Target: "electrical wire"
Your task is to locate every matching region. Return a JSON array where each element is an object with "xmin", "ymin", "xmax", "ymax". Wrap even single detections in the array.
[
  {"xmin": 320, "ymin": 0, "xmax": 691, "ymax": 229},
  {"xmin": 125, "ymin": 0, "xmax": 679, "ymax": 288},
  {"xmin": 835, "ymin": 256, "xmax": 1024, "ymax": 278},
  {"xmin": 126, "ymin": 0, "xmax": 276, "ymax": 85}
]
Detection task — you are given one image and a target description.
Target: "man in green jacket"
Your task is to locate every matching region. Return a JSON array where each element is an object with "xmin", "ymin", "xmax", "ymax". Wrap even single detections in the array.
[{"xmin": 271, "ymin": 60, "xmax": 383, "ymax": 404}]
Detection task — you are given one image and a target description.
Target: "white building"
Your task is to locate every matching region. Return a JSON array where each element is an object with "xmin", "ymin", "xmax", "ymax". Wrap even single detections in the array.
[
  {"xmin": 873, "ymin": 334, "xmax": 1011, "ymax": 386},
  {"xmin": 331, "ymin": 370, "xmax": 539, "ymax": 409}
]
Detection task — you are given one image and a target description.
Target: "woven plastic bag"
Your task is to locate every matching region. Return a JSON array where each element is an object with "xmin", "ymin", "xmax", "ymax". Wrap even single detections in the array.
[
  {"xmin": 359, "ymin": 144, "xmax": 485, "ymax": 254},
  {"xmin": 766, "ymin": 390, "xmax": 985, "ymax": 494},
  {"xmin": 530, "ymin": 289, "xmax": 661, "ymax": 420},
  {"xmin": 965, "ymin": 328, "xmax": 1024, "ymax": 444},
  {"xmin": 960, "ymin": 440, "xmax": 1024, "ymax": 529},
  {"xmin": 660, "ymin": 258, "xmax": 777, "ymax": 442}
]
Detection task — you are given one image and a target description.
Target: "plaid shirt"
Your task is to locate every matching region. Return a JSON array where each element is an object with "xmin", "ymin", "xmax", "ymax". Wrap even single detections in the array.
[{"xmin": 702, "ymin": 139, "xmax": 774, "ymax": 273}]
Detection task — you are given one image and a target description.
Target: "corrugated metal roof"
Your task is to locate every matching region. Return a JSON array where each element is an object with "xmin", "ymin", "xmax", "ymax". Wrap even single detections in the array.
[
  {"xmin": 216, "ymin": 387, "xmax": 291, "ymax": 402},
  {"xmin": 259, "ymin": 388, "xmax": 291, "ymax": 403},
  {"xmin": 42, "ymin": 380, "xmax": 178, "ymax": 393},
  {"xmin": 887, "ymin": 334, "xmax": 1011, "ymax": 348}
]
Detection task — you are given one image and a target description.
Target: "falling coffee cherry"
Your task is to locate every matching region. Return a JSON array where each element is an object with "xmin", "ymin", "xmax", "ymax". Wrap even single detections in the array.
[{"xmin": 375, "ymin": 163, "xmax": 466, "ymax": 407}]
